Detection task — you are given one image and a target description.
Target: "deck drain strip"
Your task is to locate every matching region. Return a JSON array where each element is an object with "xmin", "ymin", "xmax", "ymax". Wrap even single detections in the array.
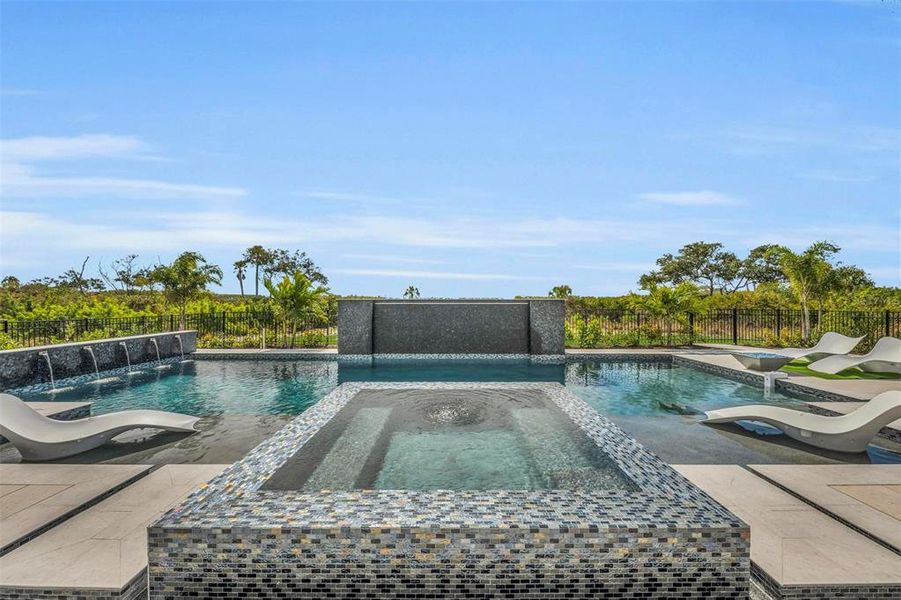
[
  {"xmin": 745, "ymin": 465, "xmax": 901, "ymax": 557},
  {"xmin": 0, "ymin": 465, "xmax": 158, "ymax": 557}
]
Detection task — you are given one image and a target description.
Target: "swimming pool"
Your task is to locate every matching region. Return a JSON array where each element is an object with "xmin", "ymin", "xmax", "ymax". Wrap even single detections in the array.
[
  {"xmin": 13, "ymin": 358, "xmax": 802, "ymax": 417},
  {"xmin": 9, "ymin": 357, "xmax": 899, "ymax": 465}
]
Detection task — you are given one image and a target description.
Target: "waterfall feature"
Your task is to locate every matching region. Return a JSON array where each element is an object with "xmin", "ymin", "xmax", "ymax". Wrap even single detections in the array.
[
  {"xmin": 150, "ymin": 338, "xmax": 168, "ymax": 369},
  {"xmin": 83, "ymin": 346, "xmax": 100, "ymax": 379},
  {"xmin": 174, "ymin": 334, "xmax": 188, "ymax": 362},
  {"xmin": 120, "ymin": 341, "xmax": 136, "ymax": 374},
  {"xmin": 38, "ymin": 350, "xmax": 55, "ymax": 390}
]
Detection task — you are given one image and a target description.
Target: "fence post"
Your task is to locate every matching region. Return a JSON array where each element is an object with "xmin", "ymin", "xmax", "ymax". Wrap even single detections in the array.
[
  {"xmin": 731, "ymin": 308, "xmax": 738, "ymax": 346},
  {"xmin": 775, "ymin": 309, "xmax": 782, "ymax": 339},
  {"xmin": 886, "ymin": 310, "xmax": 891, "ymax": 338},
  {"xmin": 2, "ymin": 320, "xmax": 7, "ymax": 334},
  {"xmin": 688, "ymin": 312, "xmax": 694, "ymax": 345}
]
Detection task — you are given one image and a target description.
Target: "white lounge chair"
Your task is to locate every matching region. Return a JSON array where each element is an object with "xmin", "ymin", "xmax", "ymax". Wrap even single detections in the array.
[
  {"xmin": 808, "ymin": 336, "xmax": 901, "ymax": 375},
  {"xmin": 0, "ymin": 394, "xmax": 200, "ymax": 461},
  {"xmin": 702, "ymin": 390, "xmax": 901, "ymax": 452},
  {"xmin": 771, "ymin": 332, "xmax": 864, "ymax": 361}
]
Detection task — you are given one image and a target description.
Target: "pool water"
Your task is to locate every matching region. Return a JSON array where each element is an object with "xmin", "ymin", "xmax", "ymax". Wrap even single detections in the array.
[
  {"xmin": 17, "ymin": 358, "xmax": 803, "ymax": 418},
  {"xmin": 12, "ymin": 358, "xmax": 900, "ymax": 465},
  {"xmin": 262, "ymin": 388, "xmax": 637, "ymax": 492}
]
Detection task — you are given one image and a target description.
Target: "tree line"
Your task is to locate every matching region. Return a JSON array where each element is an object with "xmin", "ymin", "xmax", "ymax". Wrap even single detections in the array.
[
  {"xmin": 0, "ymin": 247, "xmax": 332, "ymax": 333},
  {"xmin": 549, "ymin": 240, "xmax": 887, "ymax": 341}
]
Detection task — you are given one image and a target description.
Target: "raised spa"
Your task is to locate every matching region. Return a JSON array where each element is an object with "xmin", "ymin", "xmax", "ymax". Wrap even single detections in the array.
[
  {"xmin": 262, "ymin": 388, "xmax": 637, "ymax": 492},
  {"xmin": 150, "ymin": 382, "xmax": 749, "ymax": 599}
]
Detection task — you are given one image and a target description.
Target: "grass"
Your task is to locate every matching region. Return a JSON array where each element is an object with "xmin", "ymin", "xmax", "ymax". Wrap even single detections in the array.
[{"xmin": 780, "ymin": 360, "xmax": 900, "ymax": 380}]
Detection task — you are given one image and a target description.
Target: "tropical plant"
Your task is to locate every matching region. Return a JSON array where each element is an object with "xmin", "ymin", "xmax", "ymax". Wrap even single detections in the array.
[
  {"xmin": 767, "ymin": 241, "xmax": 840, "ymax": 341},
  {"xmin": 549, "ymin": 285, "xmax": 573, "ymax": 298},
  {"xmin": 630, "ymin": 282, "xmax": 700, "ymax": 345},
  {"xmin": 263, "ymin": 272, "xmax": 331, "ymax": 347},
  {"xmin": 403, "ymin": 285, "xmax": 421, "ymax": 299},
  {"xmin": 151, "ymin": 252, "xmax": 223, "ymax": 328}
]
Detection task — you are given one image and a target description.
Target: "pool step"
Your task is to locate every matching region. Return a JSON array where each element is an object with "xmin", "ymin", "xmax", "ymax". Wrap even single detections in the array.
[
  {"xmin": 304, "ymin": 407, "xmax": 392, "ymax": 490},
  {"xmin": 513, "ymin": 408, "xmax": 632, "ymax": 490}
]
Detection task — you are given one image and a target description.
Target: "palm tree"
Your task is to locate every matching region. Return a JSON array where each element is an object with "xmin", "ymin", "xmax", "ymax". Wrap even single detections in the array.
[
  {"xmin": 632, "ymin": 282, "xmax": 699, "ymax": 346},
  {"xmin": 241, "ymin": 245, "xmax": 272, "ymax": 296},
  {"xmin": 403, "ymin": 285, "xmax": 421, "ymax": 299},
  {"xmin": 151, "ymin": 252, "xmax": 223, "ymax": 329},
  {"xmin": 233, "ymin": 259, "xmax": 248, "ymax": 297},
  {"xmin": 264, "ymin": 272, "xmax": 331, "ymax": 347},
  {"xmin": 768, "ymin": 242, "xmax": 838, "ymax": 341}
]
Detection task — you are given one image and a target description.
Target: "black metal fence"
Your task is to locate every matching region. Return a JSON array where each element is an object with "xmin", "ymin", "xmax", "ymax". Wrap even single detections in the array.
[
  {"xmin": 2, "ymin": 307, "xmax": 898, "ymax": 351},
  {"xmin": 0, "ymin": 310, "xmax": 336, "ymax": 350},
  {"xmin": 564, "ymin": 308, "xmax": 901, "ymax": 351}
]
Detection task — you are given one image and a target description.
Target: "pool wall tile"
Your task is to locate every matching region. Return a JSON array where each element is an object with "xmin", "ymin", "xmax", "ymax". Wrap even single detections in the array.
[
  {"xmin": 148, "ymin": 382, "xmax": 750, "ymax": 599},
  {"xmin": 0, "ymin": 331, "xmax": 196, "ymax": 391}
]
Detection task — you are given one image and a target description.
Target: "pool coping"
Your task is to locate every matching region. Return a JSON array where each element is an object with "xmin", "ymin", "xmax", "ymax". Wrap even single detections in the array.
[{"xmin": 153, "ymin": 381, "xmax": 744, "ymax": 531}]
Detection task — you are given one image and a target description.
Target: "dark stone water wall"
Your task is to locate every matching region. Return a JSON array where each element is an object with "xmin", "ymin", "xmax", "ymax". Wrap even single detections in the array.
[
  {"xmin": 0, "ymin": 331, "xmax": 197, "ymax": 390},
  {"xmin": 338, "ymin": 299, "xmax": 564, "ymax": 355}
]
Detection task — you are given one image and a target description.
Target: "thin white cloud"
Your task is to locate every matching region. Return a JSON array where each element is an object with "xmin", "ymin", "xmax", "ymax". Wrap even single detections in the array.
[
  {"xmin": 0, "ymin": 134, "xmax": 245, "ymax": 200},
  {"xmin": 334, "ymin": 268, "xmax": 544, "ymax": 281},
  {"xmin": 573, "ymin": 262, "xmax": 654, "ymax": 272},
  {"xmin": 722, "ymin": 125, "xmax": 898, "ymax": 154},
  {"xmin": 1, "ymin": 134, "xmax": 147, "ymax": 160},
  {"xmin": 301, "ymin": 191, "xmax": 404, "ymax": 204},
  {"xmin": 639, "ymin": 191, "xmax": 740, "ymax": 207},
  {"xmin": 341, "ymin": 253, "xmax": 447, "ymax": 265}
]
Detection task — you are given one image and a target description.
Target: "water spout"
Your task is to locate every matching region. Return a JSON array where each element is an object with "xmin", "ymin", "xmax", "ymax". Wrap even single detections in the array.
[
  {"xmin": 150, "ymin": 337, "xmax": 168, "ymax": 370},
  {"xmin": 38, "ymin": 350, "xmax": 55, "ymax": 390},
  {"xmin": 174, "ymin": 334, "xmax": 190, "ymax": 363},
  {"xmin": 83, "ymin": 346, "xmax": 100, "ymax": 379},
  {"xmin": 119, "ymin": 341, "xmax": 135, "ymax": 373}
]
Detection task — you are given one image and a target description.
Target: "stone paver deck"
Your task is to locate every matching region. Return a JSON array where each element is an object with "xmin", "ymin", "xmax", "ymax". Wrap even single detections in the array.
[
  {"xmin": 674, "ymin": 465, "xmax": 901, "ymax": 598},
  {"xmin": 0, "ymin": 464, "xmax": 226, "ymax": 597},
  {"xmin": 748, "ymin": 464, "xmax": 901, "ymax": 553},
  {"xmin": 0, "ymin": 464, "xmax": 150, "ymax": 554},
  {"xmin": 789, "ymin": 377, "xmax": 901, "ymax": 401}
]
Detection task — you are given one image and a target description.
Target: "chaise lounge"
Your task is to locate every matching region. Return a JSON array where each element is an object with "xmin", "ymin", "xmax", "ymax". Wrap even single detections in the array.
[
  {"xmin": 702, "ymin": 390, "xmax": 901, "ymax": 452},
  {"xmin": 0, "ymin": 393, "xmax": 200, "ymax": 461},
  {"xmin": 771, "ymin": 331, "xmax": 865, "ymax": 362},
  {"xmin": 808, "ymin": 336, "xmax": 901, "ymax": 375}
]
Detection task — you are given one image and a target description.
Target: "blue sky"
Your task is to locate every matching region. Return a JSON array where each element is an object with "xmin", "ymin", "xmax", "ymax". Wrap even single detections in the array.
[{"xmin": 1, "ymin": 1, "xmax": 898, "ymax": 297}]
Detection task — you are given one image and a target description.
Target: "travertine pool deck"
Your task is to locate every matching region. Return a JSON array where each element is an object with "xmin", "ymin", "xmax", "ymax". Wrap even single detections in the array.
[
  {"xmin": 0, "ymin": 464, "xmax": 150, "ymax": 554},
  {"xmin": 747, "ymin": 464, "xmax": 901, "ymax": 553},
  {"xmin": 674, "ymin": 465, "xmax": 901, "ymax": 600},
  {"xmin": 0, "ymin": 464, "xmax": 226, "ymax": 599}
]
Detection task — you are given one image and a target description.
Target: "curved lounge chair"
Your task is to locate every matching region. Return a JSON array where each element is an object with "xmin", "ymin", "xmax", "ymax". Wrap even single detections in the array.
[
  {"xmin": 808, "ymin": 336, "xmax": 901, "ymax": 375},
  {"xmin": 0, "ymin": 394, "xmax": 200, "ymax": 461},
  {"xmin": 702, "ymin": 390, "xmax": 901, "ymax": 453},
  {"xmin": 771, "ymin": 332, "xmax": 865, "ymax": 362}
]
